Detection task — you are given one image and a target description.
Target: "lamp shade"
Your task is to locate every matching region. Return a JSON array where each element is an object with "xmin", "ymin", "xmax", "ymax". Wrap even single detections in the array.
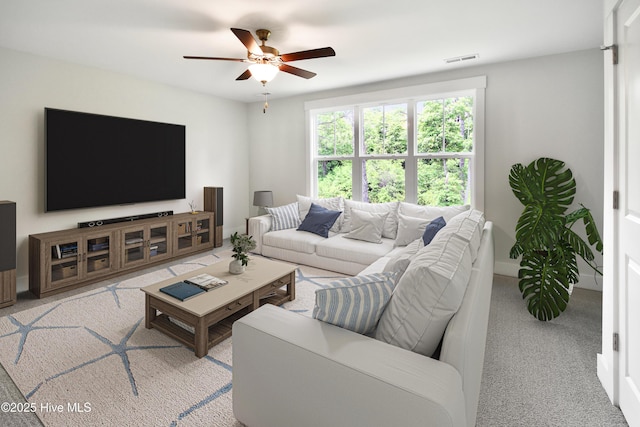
[
  {"xmin": 248, "ymin": 63, "xmax": 279, "ymax": 83},
  {"xmin": 253, "ymin": 191, "xmax": 274, "ymax": 207}
]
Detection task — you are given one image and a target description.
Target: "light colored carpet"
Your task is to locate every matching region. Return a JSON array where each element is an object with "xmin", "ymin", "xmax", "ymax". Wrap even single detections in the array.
[
  {"xmin": 0, "ymin": 252, "xmax": 341, "ymax": 427},
  {"xmin": 476, "ymin": 275, "xmax": 628, "ymax": 427}
]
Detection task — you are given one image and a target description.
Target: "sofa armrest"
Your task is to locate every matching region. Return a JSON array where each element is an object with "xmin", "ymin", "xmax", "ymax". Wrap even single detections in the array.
[
  {"xmin": 232, "ymin": 305, "xmax": 467, "ymax": 427},
  {"xmin": 248, "ymin": 214, "xmax": 272, "ymax": 254},
  {"xmin": 440, "ymin": 222, "xmax": 494, "ymax": 427}
]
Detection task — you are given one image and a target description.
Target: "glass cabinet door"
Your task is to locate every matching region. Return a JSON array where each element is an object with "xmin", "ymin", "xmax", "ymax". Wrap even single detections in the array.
[
  {"xmin": 85, "ymin": 232, "xmax": 114, "ymax": 277},
  {"xmin": 175, "ymin": 219, "xmax": 194, "ymax": 254},
  {"xmin": 195, "ymin": 216, "xmax": 212, "ymax": 248},
  {"xmin": 47, "ymin": 237, "xmax": 81, "ymax": 289},
  {"xmin": 149, "ymin": 223, "xmax": 170, "ymax": 261},
  {"xmin": 122, "ymin": 227, "xmax": 146, "ymax": 268}
]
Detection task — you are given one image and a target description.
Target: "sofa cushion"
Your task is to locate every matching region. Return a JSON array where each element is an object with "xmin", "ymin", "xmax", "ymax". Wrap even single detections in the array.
[
  {"xmin": 297, "ymin": 195, "xmax": 344, "ymax": 232},
  {"xmin": 262, "ymin": 228, "xmax": 327, "ymax": 254},
  {"xmin": 297, "ymin": 203, "xmax": 342, "ymax": 238},
  {"xmin": 265, "ymin": 202, "xmax": 301, "ymax": 231},
  {"xmin": 432, "ymin": 209, "xmax": 485, "ymax": 262},
  {"xmin": 394, "ymin": 213, "xmax": 432, "ymax": 246},
  {"xmin": 313, "ymin": 273, "xmax": 398, "ymax": 334},
  {"xmin": 375, "ymin": 229, "xmax": 473, "ymax": 357},
  {"xmin": 342, "ymin": 200, "xmax": 399, "ymax": 238},
  {"xmin": 422, "ymin": 216, "xmax": 446, "ymax": 245},
  {"xmin": 398, "ymin": 202, "xmax": 469, "ymax": 222},
  {"xmin": 344, "ymin": 208, "xmax": 389, "ymax": 244},
  {"xmin": 316, "ymin": 234, "xmax": 395, "ymax": 266},
  {"xmin": 357, "ymin": 256, "xmax": 391, "ymax": 276}
]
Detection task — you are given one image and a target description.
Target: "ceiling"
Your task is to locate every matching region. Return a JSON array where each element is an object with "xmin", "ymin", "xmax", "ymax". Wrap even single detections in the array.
[{"xmin": 0, "ymin": 0, "xmax": 603, "ymax": 103}]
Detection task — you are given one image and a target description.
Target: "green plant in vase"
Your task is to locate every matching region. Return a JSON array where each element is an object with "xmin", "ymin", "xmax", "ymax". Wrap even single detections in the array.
[
  {"xmin": 229, "ymin": 232, "xmax": 257, "ymax": 274},
  {"xmin": 509, "ymin": 157, "xmax": 603, "ymax": 321}
]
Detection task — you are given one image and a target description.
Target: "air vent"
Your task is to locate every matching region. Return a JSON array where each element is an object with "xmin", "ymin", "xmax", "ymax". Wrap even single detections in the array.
[{"xmin": 444, "ymin": 53, "xmax": 479, "ymax": 64}]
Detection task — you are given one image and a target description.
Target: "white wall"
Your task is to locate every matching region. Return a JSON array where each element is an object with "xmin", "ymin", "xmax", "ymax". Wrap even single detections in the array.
[
  {"xmin": 247, "ymin": 49, "xmax": 605, "ymax": 288},
  {"xmin": 0, "ymin": 47, "xmax": 249, "ymax": 292}
]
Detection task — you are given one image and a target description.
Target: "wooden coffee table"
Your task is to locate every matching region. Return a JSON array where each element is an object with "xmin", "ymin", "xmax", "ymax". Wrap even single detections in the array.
[{"xmin": 141, "ymin": 257, "xmax": 296, "ymax": 358}]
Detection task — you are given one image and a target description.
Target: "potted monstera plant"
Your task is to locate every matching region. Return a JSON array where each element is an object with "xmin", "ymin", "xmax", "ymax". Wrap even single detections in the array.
[{"xmin": 509, "ymin": 157, "xmax": 603, "ymax": 321}]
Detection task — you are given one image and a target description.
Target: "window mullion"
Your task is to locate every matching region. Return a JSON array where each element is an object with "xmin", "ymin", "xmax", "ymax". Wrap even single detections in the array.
[
  {"xmin": 441, "ymin": 99, "xmax": 446, "ymax": 152},
  {"xmin": 352, "ymin": 105, "xmax": 363, "ymax": 201},
  {"xmin": 405, "ymin": 101, "xmax": 417, "ymax": 203}
]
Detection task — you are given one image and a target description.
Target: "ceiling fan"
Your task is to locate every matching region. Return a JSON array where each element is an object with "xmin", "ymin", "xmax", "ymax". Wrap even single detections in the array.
[{"xmin": 183, "ymin": 28, "xmax": 336, "ymax": 85}]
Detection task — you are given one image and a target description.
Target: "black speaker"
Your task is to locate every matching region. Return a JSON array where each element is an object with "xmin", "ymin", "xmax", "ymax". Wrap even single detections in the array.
[
  {"xmin": 204, "ymin": 187, "xmax": 223, "ymax": 247},
  {"xmin": 77, "ymin": 211, "xmax": 174, "ymax": 228},
  {"xmin": 0, "ymin": 201, "xmax": 16, "ymax": 271}
]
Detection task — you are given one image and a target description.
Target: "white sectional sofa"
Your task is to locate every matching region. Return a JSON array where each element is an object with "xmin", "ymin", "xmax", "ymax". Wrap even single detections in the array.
[
  {"xmin": 248, "ymin": 196, "xmax": 470, "ymax": 275},
  {"xmin": 234, "ymin": 197, "xmax": 495, "ymax": 427}
]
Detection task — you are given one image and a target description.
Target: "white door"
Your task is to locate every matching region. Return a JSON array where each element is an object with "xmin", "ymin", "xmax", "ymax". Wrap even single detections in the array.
[{"xmin": 617, "ymin": 0, "xmax": 640, "ymax": 424}]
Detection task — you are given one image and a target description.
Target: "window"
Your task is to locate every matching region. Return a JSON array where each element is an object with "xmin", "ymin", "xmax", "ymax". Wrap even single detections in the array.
[{"xmin": 307, "ymin": 77, "xmax": 485, "ymax": 209}]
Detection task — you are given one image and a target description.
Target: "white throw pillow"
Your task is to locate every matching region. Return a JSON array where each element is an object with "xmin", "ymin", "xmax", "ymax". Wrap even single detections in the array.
[
  {"xmin": 382, "ymin": 257, "xmax": 410, "ymax": 278},
  {"xmin": 431, "ymin": 209, "xmax": 485, "ymax": 262},
  {"xmin": 342, "ymin": 200, "xmax": 399, "ymax": 238},
  {"xmin": 398, "ymin": 202, "xmax": 469, "ymax": 222},
  {"xmin": 313, "ymin": 273, "xmax": 398, "ymax": 334},
  {"xmin": 265, "ymin": 202, "xmax": 301, "ymax": 231},
  {"xmin": 297, "ymin": 195, "xmax": 344, "ymax": 232},
  {"xmin": 375, "ymin": 229, "xmax": 473, "ymax": 357},
  {"xmin": 383, "ymin": 238, "xmax": 424, "ymax": 278},
  {"xmin": 398, "ymin": 237, "xmax": 425, "ymax": 256},
  {"xmin": 344, "ymin": 208, "xmax": 389, "ymax": 244},
  {"xmin": 394, "ymin": 213, "xmax": 432, "ymax": 246}
]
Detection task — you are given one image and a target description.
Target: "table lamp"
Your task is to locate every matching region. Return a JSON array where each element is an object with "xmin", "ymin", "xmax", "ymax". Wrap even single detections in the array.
[{"xmin": 253, "ymin": 191, "xmax": 274, "ymax": 215}]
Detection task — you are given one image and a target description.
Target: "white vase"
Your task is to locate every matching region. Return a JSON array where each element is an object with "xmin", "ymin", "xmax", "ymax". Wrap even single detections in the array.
[{"xmin": 229, "ymin": 259, "xmax": 245, "ymax": 274}]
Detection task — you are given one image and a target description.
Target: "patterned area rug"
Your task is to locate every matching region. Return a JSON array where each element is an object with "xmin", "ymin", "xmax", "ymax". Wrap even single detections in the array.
[{"xmin": 0, "ymin": 253, "xmax": 344, "ymax": 426}]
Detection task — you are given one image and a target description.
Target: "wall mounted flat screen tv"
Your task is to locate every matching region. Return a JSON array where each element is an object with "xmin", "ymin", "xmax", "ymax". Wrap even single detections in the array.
[{"xmin": 45, "ymin": 108, "xmax": 186, "ymax": 212}]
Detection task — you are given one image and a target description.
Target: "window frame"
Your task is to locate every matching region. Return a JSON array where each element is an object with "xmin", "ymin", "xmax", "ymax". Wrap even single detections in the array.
[{"xmin": 305, "ymin": 76, "xmax": 486, "ymax": 210}]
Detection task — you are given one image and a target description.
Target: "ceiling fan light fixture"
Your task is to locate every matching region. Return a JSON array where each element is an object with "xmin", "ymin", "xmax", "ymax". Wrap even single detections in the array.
[
  {"xmin": 184, "ymin": 27, "xmax": 336, "ymax": 113},
  {"xmin": 248, "ymin": 62, "xmax": 279, "ymax": 84}
]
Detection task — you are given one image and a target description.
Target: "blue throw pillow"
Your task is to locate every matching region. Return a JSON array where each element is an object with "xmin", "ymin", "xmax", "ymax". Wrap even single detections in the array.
[
  {"xmin": 422, "ymin": 216, "xmax": 446, "ymax": 245},
  {"xmin": 297, "ymin": 203, "xmax": 342, "ymax": 238}
]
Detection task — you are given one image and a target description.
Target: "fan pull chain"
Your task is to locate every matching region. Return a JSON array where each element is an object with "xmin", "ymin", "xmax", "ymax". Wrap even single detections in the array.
[{"xmin": 262, "ymin": 91, "xmax": 269, "ymax": 114}]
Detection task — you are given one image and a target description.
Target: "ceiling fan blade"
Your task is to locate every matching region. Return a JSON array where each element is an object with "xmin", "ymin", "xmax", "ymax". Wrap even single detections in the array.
[
  {"xmin": 230, "ymin": 28, "xmax": 263, "ymax": 56},
  {"xmin": 279, "ymin": 64, "xmax": 317, "ymax": 79},
  {"xmin": 236, "ymin": 69, "xmax": 252, "ymax": 80},
  {"xmin": 183, "ymin": 56, "xmax": 245, "ymax": 62},
  {"xmin": 280, "ymin": 47, "xmax": 336, "ymax": 62}
]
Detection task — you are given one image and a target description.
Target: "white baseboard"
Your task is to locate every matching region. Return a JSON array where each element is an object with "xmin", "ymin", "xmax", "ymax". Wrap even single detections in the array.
[
  {"xmin": 495, "ymin": 261, "xmax": 519, "ymax": 278},
  {"xmin": 495, "ymin": 260, "xmax": 602, "ymax": 292}
]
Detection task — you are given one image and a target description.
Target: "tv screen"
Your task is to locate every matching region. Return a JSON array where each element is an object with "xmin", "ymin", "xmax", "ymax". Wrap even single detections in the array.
[{"xmin": 45, "ymin": 108, "xmax": 186, "ymax": 212}]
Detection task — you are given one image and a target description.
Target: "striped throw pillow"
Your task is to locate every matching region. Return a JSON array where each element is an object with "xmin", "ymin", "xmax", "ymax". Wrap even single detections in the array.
[
  {"xmin": 265, "ymin": 202, "xmax": 301, "ymax": 231},
  {"xmin": 312, "ymin": 273, "xmax": 398, "ymax": 334}
]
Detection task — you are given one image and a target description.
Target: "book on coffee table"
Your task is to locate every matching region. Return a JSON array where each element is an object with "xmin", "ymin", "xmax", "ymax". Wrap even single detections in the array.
[
  {"xmin": 184, "ymin": 273, "xmax": 228, "ymax": 291},
  {"xmin": 159, "ymin": 281, "xmax": 205, "ymax": 301}
]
